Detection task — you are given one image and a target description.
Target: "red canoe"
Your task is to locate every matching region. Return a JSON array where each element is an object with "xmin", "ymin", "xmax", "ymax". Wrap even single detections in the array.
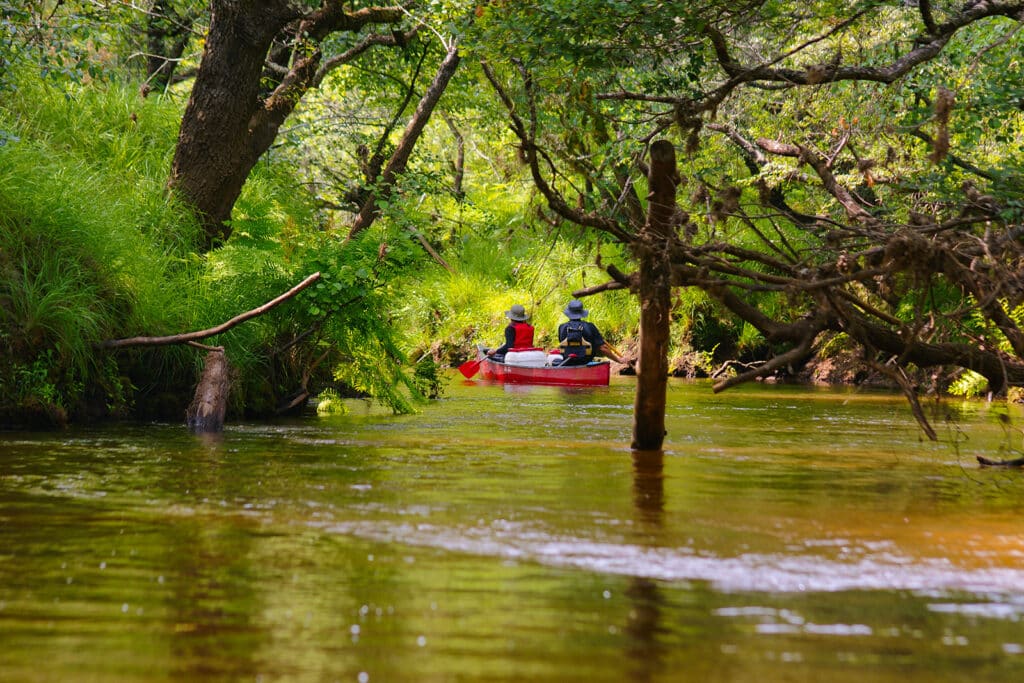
[{"xmin": 477, "ymin": 356, "xmax": 610, "ymax": 386}]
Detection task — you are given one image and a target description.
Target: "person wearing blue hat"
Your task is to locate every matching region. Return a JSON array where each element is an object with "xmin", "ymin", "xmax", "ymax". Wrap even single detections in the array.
[{"xmin": 557, "ymin": 299, "xmax": 627, "ymax": 365}]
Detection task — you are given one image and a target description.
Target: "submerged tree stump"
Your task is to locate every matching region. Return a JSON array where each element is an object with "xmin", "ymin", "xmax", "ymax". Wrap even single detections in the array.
[{"xmin": 186, "ymin": 349, "xmax": 230, "ymax": 433}]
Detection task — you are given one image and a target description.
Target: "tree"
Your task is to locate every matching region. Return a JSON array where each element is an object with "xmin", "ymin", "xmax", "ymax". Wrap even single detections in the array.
[
  {"xmin": 476, "ymin": 0, "xmax": 1024, "ymax": 446},
  {"xmin": 167, "ymin": 0, "xmax": 459, "ymax": 250}
]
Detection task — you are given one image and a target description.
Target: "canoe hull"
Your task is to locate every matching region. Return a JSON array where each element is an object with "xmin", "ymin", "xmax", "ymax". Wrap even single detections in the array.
[{"xmin": 477, "ymin": 357, "xmax": 610, "ymax": 386}]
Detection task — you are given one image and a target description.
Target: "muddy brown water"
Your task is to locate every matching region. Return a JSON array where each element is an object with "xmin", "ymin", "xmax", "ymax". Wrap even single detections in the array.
[{"xmin": 2, "ymin": 377, "xmax": 1024, "ymax": 682}]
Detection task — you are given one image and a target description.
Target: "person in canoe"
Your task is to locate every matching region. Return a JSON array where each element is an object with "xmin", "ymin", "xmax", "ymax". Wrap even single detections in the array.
[
  {"xmin": 485, "ymin": 303, "xmax": 535, "ymax": 362},
  {"xmin": 557, "ymin": 299, "xmax": 628, "ymax": 366}
]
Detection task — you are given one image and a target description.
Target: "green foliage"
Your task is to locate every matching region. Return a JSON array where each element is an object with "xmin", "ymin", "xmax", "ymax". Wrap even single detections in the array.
[
  {"xmin": 0, "ymin": 67, "xmax": 431, "ymax": 421},
  {"xmin": 0, "ymin": 248, "xmax": 103, "ymax": 376},
  {"xmin": 0, "ymin": 75, "xmax": 201, "ymax": 418},
  {"xmin": 1, "ymin": 2, "xmax": 134, "ymax": 88},
  {"xmin": 4, "ymin": 0, "xmax": 1023, "ymax": 427},
  {"xmin": 328, "ymin": 312, "xmax": 424, "ymax": 415},
  {"xmin": 412, "ymin": 357, "xmax": 445, "ymax": 399},
  {"xmin": 10, "ymin": 351, "xmax": 67, "ymax": 411},
  {"xmin": 948, "ymin": 370, "xmax": 989, "ymax": 399},
  {"xmin": 314, "ymin": 388, "xmax": 348, "ymax": 416}
]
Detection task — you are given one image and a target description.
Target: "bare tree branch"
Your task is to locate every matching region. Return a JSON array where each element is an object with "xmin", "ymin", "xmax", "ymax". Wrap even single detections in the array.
[{"xmin": 98, "ymin": 273, "xmax": 322, "ymax": 349}]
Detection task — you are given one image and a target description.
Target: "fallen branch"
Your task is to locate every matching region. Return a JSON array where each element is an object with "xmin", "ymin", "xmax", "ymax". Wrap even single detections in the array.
[
  {"xmin": 408, "ymin": 227, "xmax": 454, "ymax": 273},
  {"xmin": 711, "ymin": 358, "xmax": 765, "ymax": 380},
  {"xmin": 712, "ymin": 336, "xmax": 814, "ymax": 393},
  {"xmin": 275, "ymin": 347, "xmax": 334, "ymax": 415},
  {"xmin": 98, "ymin": 272, "xmax": 321, "ymax": 349},
  {"xmin": 976, "ymin": 455, "xmax": 1024, "ymax": 467},
  {"xmin": 868, "ymin": 357, "xmax": 937, "ymax": 441}
]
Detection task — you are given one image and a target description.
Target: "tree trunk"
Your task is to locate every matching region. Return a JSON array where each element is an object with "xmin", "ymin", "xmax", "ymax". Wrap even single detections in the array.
[
  {"xmin": 632, "ymin": 140, "xmax": 678, "ymax": 451},
  {"xmin": 348, "ymin": 44, "xmax": 461, "ymax": 239},
  {"xmin": 167, "ymin": 1, "xmax": 414, "ymax": 250},
  {"xmin": 186, "ymin": 350, "xmax": 231, "ymax": 432},
  {"xmin": 167, "ymin": 0, "xmax": 298, "ymax": 249}
]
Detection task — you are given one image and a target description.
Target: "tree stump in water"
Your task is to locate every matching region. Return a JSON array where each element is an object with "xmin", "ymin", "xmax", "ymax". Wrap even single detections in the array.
[
  {"xmin": 186, "ymin": 349, "xmax": 230, "ymax": 432},
  {"xmin": 632, "ymin": 139, "xmax": 678, "ymax": 451}
]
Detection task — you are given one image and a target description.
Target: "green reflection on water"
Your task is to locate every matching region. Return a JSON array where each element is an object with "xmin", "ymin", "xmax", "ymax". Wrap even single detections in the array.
[{"xmin": 2, "ymin": 378, "xmax": 1024, "ymax": 682}]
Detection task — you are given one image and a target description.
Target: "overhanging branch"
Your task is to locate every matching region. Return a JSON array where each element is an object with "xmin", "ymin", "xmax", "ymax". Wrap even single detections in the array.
[{"xmin": 98, "ymin": 272, "xmax": 322, "ymax": 350}]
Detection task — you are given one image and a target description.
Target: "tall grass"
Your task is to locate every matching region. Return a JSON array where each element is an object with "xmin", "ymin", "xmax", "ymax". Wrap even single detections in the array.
[{"xmin": 0, "ymin": 73, "xmax": 202, "ymax": 419}]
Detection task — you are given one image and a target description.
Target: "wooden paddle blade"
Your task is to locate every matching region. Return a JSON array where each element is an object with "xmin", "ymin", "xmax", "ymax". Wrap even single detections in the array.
[{"xmin": 458, "ymin": 359, "xmax": 483, "ymax": 378}]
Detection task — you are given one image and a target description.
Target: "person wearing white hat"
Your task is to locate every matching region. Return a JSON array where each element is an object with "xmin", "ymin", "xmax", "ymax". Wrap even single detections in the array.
[{"xmin": 486, "ymin": 303, "xmax": 535, "ymax": 361}]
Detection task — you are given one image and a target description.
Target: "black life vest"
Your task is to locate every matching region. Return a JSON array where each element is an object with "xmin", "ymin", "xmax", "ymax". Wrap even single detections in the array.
[{"xmin": 561, "ymin": 321, "xmax": 591, "ymax": 356}]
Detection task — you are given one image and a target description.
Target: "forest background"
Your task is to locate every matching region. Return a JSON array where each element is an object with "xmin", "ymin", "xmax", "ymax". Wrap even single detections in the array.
[{"xmin": 1, "ymin": 1, "xmax": 1022, "ymax": 438}]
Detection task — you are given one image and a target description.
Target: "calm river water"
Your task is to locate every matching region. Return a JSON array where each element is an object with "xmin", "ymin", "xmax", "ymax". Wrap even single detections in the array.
[{"xmin": 2, "ymin": 377, "xmax": 1024, "ymax": 682}]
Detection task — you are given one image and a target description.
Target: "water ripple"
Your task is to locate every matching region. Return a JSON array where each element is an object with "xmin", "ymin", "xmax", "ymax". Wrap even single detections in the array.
[{"xmin": 312, "ymin": 518, "xmax": 1024, "ymax": 598}]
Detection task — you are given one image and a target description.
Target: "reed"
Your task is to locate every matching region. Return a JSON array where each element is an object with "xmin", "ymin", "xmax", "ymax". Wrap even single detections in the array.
[{"xmin": 0, "ymin": 74, "xmax": 200, "ymax": 417}]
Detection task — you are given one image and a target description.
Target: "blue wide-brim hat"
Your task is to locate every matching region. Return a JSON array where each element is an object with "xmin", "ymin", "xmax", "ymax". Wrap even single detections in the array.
[{"xmin": 563, "ymin": 299, "xmax": 588, "ymax": 320}]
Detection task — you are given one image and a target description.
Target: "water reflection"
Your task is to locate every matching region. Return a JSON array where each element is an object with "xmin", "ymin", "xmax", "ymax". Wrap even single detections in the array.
[
  {"xmin": 192, "ymin": 430, "xmax": 225, "ymax": 450},
  {"xmin": 4, "ymin": 380, "xmax": 1024, "ymax": 682},
  {"xmin": 632, "ymin": 449, "xmax": 665, "ymax": 528},
  {"xmin": 627, "ymin": 449, "xmax": 667, "ymax": 683}
]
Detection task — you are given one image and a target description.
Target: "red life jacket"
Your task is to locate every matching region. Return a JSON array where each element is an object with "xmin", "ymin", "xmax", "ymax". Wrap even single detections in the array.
[{"xmin": 510, "ymin": 321, "xmax": 535, "ymax": 349}]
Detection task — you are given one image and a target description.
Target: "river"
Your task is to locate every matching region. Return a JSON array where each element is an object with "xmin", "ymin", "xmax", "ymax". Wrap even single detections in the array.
[{"xmin": 2, "ymin": 377, "xmax": 1024, "ymax": 682}]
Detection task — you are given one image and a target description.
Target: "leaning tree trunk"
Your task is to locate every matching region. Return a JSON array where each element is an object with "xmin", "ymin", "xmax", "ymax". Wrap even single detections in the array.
[
  {"xmin": 632, "ymin": 140, "xmax": 679, "ymax": 451},
  {"xmin": 348, "ymin": 44, "xmax": 461, "ymax": 239},
  {"xmin": 168, "ymin": 1, "xmax": 298, "ymax": 249},
  {"xmin": 167, "ymin": 1, "xmax": 411, "ymax": 250}
]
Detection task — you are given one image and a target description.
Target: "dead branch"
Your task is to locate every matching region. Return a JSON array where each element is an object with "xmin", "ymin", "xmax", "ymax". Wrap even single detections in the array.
[
  {"xmin": 98, "ymin": 272, "xmax": 321, "ymax": 349},
  {"xmin": 711, "ymin": 359, "xmax": 765, "ymax": 380},
  {"xmin": 868, "ymin": 357, "xmax": 937, "ymax": 440},
  {"xmin": 409, "ymin": 226, "xmax": 454, "ymax": 272},
  {"xmin": 275, "ymin": 347, "xmax": 334, "ymax": 415},
  {"xmin": 712, "ymin": 334, "xmax": 816, "ymax": 393}
]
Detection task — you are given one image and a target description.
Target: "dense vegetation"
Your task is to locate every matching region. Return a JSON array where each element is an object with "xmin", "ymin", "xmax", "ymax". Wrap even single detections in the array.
[
  {"xmin": 0, "ymin": 2, "xmax": 636, "ymax": 427},
  {"xmin": 1, "ymin": 1, "xmax": 1022, "ymax": 438}
]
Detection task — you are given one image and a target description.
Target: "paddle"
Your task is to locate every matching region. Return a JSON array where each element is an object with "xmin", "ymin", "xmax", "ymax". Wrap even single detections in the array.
[
  {"xmin": 458, "ymin": 358, "xmax": 484, "ymax": 378},
  {"xmin": 603, "ymin": 342, "xmax": 635, "ymax": 368}
]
